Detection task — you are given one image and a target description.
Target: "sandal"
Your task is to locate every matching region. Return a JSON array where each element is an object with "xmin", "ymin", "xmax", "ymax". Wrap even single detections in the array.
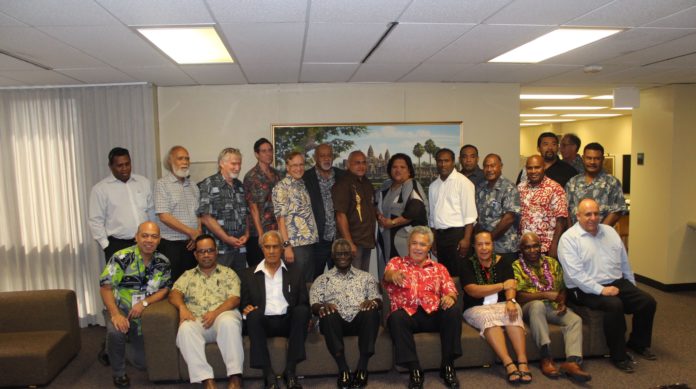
[
  {"xmin": 517, "ymin": 362, "xmax": 533, "ymax": 384},
  {"xmin": 505, "ymin": 362, "xmax": 520, "ymax": 383}
]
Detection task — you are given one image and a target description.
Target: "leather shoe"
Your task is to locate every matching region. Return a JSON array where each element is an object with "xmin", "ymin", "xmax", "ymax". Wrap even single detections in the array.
[
  {"xmin": 439, "ymin": 364, "xmax": 459, "ymax": 388},
  {"xmin": 264, "ymin": 375, "xmax": 280, "ymax": 389},
  {"xmin": 350, "ymin": 369, "xmax": 368, "ymax": 388},
  {"xmin": 613, "ymin": 359, "xmax": 635, "ymax": 373},
  {"xmin": 112, "ymin": 374, "xmax": 130, "ymax": 388},
  {"xmin": 408, "ymin": 369, "xmax": 424, "ymax": 389},
  {"xmin": 628, "ymin": 345, "xmax": 657, "ymax": 360},
  {"xmin": 337, "ymin": 370, "xmax": 352, "ymax": 389},
  {"xmin": 560, "ymin": 362, "xmax": 592, "ymax": 382},
  {"xmin": 283, "ymin": 373, "xmax": 302, "ymax": 389},
  {"xmin": 539, "ymin": 357, "xmax": 560, "ymax": 378}
]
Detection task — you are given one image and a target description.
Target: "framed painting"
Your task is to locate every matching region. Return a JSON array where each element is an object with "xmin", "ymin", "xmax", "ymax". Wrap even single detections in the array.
[{"xmin": 272, "ymin": 122, "xmax": 462, "ymax": 191}]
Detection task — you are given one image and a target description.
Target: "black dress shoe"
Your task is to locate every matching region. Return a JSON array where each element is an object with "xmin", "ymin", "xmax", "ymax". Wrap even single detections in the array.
[
  {"xmin": 439, "ymin": 364, "xmax": 459, "ymax": 388},
  {"xmin": 337, "ymin": 370, "xmax": 352, "ymax": 389},
  {"xmin": 98, "ymin": 342, "xmax": 110, "ymax": 366},
  {"xmin": 112, "ymin": 374, "xmax": 130, "ymax": 388},
  {"xmin": 408, "ymin": 369, "xmax": 424, "ymax": 389},
  {"xmin": 613, "ymin": 359, "xmax": 635, "ymax": 373},
  {"xmin": 628, "ymin": 345, "xmax": 657, "ymax": 360},
  {"xmin": 284, "ymin": 373, "xmax": 303, "ymax": 389},
  {"xmin": 265, "ymin": 375, "xmax": 280, "ymax": 389},
  {"xmin": 350, "ymin": 369, "xmax": 368, "ymax": 388}
]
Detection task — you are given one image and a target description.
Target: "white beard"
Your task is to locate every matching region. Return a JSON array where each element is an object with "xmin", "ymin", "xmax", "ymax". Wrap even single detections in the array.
[{"xmin": 173, "ymin": 168, "xmax": 190, "ymax": 178}]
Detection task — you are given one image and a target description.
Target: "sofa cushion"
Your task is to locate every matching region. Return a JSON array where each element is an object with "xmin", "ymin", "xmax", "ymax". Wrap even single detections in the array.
[{"xmin": 0, "ymin": 330, "xmax": 74, "ymax": 387}]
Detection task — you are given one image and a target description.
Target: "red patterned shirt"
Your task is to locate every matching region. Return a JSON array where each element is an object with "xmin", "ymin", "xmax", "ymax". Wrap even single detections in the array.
[
  {"xmin": 518, "ymin": 176, "xmax": 568, "ymax": 253},
  {"xmin": 383, "ymin": 256, "xmax": 457, "ymax": 316}
]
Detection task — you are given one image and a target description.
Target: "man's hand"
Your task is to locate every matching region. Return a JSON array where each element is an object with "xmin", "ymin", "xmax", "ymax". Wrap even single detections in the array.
[
  {"xmin": 284, "ymin": 246, "xmax": 295, "ymax": 263},
  {"xmin": 387, "ymin": 270, "xmax": 407, "ymax": 287},
  {"xmin": 186, "ymin": 239, "xmax": 196, "ymax": 251},
  {"xmin": 544, "ymin": 291, "xmax": 559, "ymax": 301},
  {"xmin": 127, "ymin": 302, "xmax": 146, "ymax": 319},
  {"xmin": 348, "ymin": 241, "xmax": 357, "ymax": 256},
  {"xmin": 457, "ymin": 238, "xmax": 470, "ymax": 257},
  {"xmin": 178, "ymin": 306, "xmax": 196, "ymax": 325},
  {"xmin": 440, "ymin": 295, "xmax": 455, "ymax": 310},
  {"xmin": 201, "ymin": 310, "xmax": 220, "ymax": 329},
  {"xmin": 238, "ymin": 234, "xmax": 249, "ymax": 246},
  {"xmin": 601, "ymin": 286, "xmax": 620, "ymax": 296},
  {"xmin": 318, "ymin": 303, "xmax": 338, "ymax": 317},
  {"xmin": 505, "ymin": 300, "xmax": 519, "ymax": 321},
  {"xmin": 242, "ymin": 305, "xmax": 258, "ymax": 316},
  {"xmin": 360, "ymin": 299, "xmax": 378, "ymax": 311},
  {"xmin": 225, "ymin": 235, "xmax": 243, "ymax": 248},
  {"xmin": 555, "ymin": 302, "xmax": 567, "ymax": 316},
  {"xmin": 111, "ymin": 313, "xmax": 130, "ymax": 334}
]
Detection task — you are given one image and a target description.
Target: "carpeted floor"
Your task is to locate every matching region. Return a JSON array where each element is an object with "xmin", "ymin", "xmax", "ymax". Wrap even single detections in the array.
[{"xmin": 45, "ymin": 283, "xmax": 694, "ymax": 389}]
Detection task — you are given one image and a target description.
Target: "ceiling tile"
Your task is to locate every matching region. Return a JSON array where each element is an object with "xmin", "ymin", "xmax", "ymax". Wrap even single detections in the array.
[
  {"xmin": 592, "ymin": 66, "xmax": 695, "ymax": 83},
  {"xmin": 398, "ymin": 63, "xmax": 464, "ymax": 82},
  {"xmin": 0, "ymin": 26, "xmax": 106, "ymax": 68},
  {"xmin": 300, "ymin": 63, "xmax": 359, "ymax": 82},
  {"xmin": 485, "ymin": 0, "xmax": 613, "ymax": 25},
  {"xmin": 304, "ymin": 23, "xmax": 389, "ymax": 63},
  {"xmin": 528, "ymin": 64, "xmax": 633, "ymax": 85},
  {"xmin": 120, "ymin": 66, "xmax": 196, "ymax": 86},
  {"xmin": 55, "ymin": 67, "xmax": 137, "ymax": 84},
  {"xmin": 243, "ymin": 63, "xmax": 301, "ymax": 83},
  {"xmin": 219, "ymin": 23, "xmax": 305, "ymax": 64},
  {"xmin": 428, "ymin": 24, "xmax": 554, "ymax": 64},
  {"xmin": 0, "ymin": 0, "xmax": 119, "ymax": 26},
  {"xmin": 399, "ymin": 0, "xmax": 512, "ymax": 23},
  {"xmin": 367, "ymin": 23, "xmax": 474, "ymax": 64},
  {"xmin": 0, "ymin": 69, "xmax": 81, "ymax": 85},
  {"xmin": 96, "ymin": 0, "xmax": 214, "ymax": 25},
  {"xmin": 0, "ymin": 11, "xmax": 26, "ymax": 26},
  {"xmin": 604, "ymin": 32, "xmax": 696, "ymax": 65},
  {"xmin": 646, "ymin": 5, "xmax": 696, "ymax": 28},
  {"xmin": 0, "ymin": 74, "xmax": 23, "ymax": 85},
  {"xmin": 350, "ymin": 63, "xmax": 417, "ymax": 82},
  {"xmin": 566, "ymin": 0, "xmax": 696, "ymax": 27},
  {"xmin": 207, "ymin": 0, "xmax": 307, "ymax": 23},
  {"xmin": 310, "ymin": 0, "xmax": 410, "ymax": 23},
  {"xmin": 450, "ymin": 63, "xmax": 580, "ymax": 83},
  {"xmin": 0, "ymin": 53, "xmax": 42, "ymax": 70},
  {"xmin": 39, "ymin": 25, "xmax": 173, "ymax": 67},
  {"xmin": 181, "ymin": 64, "xmax": 247, "ymax": 84}
]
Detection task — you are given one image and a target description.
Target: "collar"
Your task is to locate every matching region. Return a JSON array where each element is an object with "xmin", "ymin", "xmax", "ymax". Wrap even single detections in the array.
[
  {"xmin": 165, "ymin": 171, "xmax": 189, "ymax": 185},
  {"xmin": 108, "ymin": 173, "xmax": 136, "ymax": 184},
  {"xmin": 194, "ymin": 265, "xmax": 220, "ymax": 276},
  {"xmin": 403, "ymin": 255, "xmax": 435, "ymax": 268},
  {"xmin": 439, "ymin": 169, "xmax": 460, "ymax": 183},
  {"xmin": 315, "ymin": 166, "xmax": 335, "ymax": 180},
  {"xmin": 328, "ymin": 266, "xmax": 357, "ymax": 277},
  {"xmin": 254, "ymin": 259, "xmax": 288, "ymax": 274},
  {"xmin": 577, "ymin": 223, "xmax": 604, "ymax": 238}
]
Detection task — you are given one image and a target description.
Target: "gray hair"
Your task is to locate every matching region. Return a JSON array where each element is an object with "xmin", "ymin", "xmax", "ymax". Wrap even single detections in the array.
[
  {"xmin": 217, "ymin": 147, "xmax": 242, "ymax": 170},
  {"xmin": 260, "ymin": 230, "xmax": 282, "ymax": 246},
  {"xmin": 163, "ymin": 145, "xmax": 187, "ymax": 172},
  {"xmin": 408, "ymin": 226, "xmax": 434, "ymax": 246},
  {"xmin": 331, "ymin": 238, "xmax": 352, "ymax": 254}
]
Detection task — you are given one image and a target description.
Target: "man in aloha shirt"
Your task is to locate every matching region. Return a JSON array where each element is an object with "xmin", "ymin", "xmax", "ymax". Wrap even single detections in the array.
[
  {"xmin": 518, "ymin": 155, "xmax": 568, "ymax": 259},
  {"xmin": 565, "ymin": 142, "xmax": 627, "ymax": 226},
  {"xmin": 513, "ymin": 232, "xmax": 590, "ymax": 382},
  {"xmin": 99, "ymin": 221, "xmax": 171, "ymax": 388},
  {"xmin": 475, "ymin": 154, "xmax": 520, "ymax": 262}
]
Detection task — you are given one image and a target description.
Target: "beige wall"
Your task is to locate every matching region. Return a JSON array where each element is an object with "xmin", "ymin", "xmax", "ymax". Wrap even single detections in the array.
[
  {"xmin": 157, "ymin": 83, "xmax": 520, "ymax": 180},
  {"xmin": 519, "ymin": 115, "xmax": 632, "ymax": 183}
]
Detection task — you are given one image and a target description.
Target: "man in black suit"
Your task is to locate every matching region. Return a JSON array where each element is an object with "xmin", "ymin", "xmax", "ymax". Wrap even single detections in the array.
[
  {"xmin": 303, "ymin": 143, "xmax": 344, "ymax": 279},
  {"xmin": 241, "ymin": 230, "xmax": 310, "ymax": 389}
]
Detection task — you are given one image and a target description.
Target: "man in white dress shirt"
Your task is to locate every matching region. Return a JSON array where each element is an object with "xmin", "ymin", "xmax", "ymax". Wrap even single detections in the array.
[{"xmin": 428, "ymin": 148, "xmax": 478, "ymax": 275}]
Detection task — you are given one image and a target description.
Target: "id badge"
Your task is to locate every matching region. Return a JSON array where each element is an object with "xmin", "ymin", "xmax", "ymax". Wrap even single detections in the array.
[
  {"xmin": 132, "ymin": 293, "xmax": 146, "ymax": 306},
  {"xmin": 483, "ymin": 293, "xmax": 498, "ymax": 305}
]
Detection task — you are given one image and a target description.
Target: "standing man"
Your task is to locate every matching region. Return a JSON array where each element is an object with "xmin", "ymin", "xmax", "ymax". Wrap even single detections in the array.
[
  {"xmin": 197, "ymin": 148, "xmax": 249, "ymax": 274},
  {"xmin": 332, "ymin": 150, "xmax": 377, "ymax": 272},
  {"xmin": 560, "ymin": 134, "xmax": 584, "ymax": 174},
  {"xmin": 475, "ymin": 154, "xmax": 520, "ymax": 262},
  {"xmin": 310, "ymin": 239, "xmax": 382, "ymax": 389},
  {"xmin": 169, "ymin": 234, "xmax": 244, "ymax": 389},
  {"xmin": 240, "ymin": 231, "xmax": 310, "ymax": 389},
  {"xmin": 99, "ymin": 221, "xmax": 171, "ymax": 388},
  {"xmin": 89, "ymin": 147, "xmax": 155, "ymax": 263},
  {"xmin": 155, "ymin": 145, "xmax": 201, "ymax": 281},
  {"xmin": 459, "ymin": 144, "xmax": 485, "ymax": 188},
  {"xmin": 303, "ymin": 143, "xmax": 344, "ymax": 278},
  {"xmin": 513, "ymin": 232, "xmax": 590, "ymax": 382},
  {"xmin": 518, "ymin": 155, "xmax": 568, "ymax": 259},
  {"xmin": 428, "ymin": 148, "xmax": 477, "ymax": 275},
  {"xmin": 273, "ymin": 151, "xmax": 319, "ymax": 282},
  {"xmin": 244, "ymin": 138, "xmax": 281, "ymax": 269},
  {"xmin": 517, "ymin": 132, "xmax": 578, "ymax": 188},
  {"xmin": 565, "ymin": 142, "xmax": 627, "ymax": 226},
  {"xmin": 558, "ymin": 199, "xmax": 657, "ymax": 373}
]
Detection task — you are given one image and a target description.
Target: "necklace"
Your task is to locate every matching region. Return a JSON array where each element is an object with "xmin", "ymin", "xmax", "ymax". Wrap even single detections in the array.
[
  {"xmin": 471, "ymin": 255, "xmax": 497, "ymax": 285},
  {"xmin": 519, "ymin": 256, "xmax": 554, "ymax": 292}
]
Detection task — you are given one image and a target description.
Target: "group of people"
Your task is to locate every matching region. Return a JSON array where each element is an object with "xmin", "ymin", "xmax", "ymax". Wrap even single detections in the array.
[{"xmin": 88, "ymin": 131, "xmax": 656, "ymax": 389}]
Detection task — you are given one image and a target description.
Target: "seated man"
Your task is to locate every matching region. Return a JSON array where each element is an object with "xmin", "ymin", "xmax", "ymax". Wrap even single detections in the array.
[
  {"xmin": 559, "ymin": 199, "xmax": 657, "ymax": 373},
  {"xmin": 99, "ymin": 221, "xmax": 171, "ymax": 388},
  {"xmin": 513, "ymin": 232, "xmax": 591, "ymax": 382},
  {"xmin": 383, "ymin": 226, "xmax": 462, "ymax": 389},
  {"xmin": 240, "ymin": 231, "xmax": 310, "ymax": 389},
  {"xmin": 169, "ymin": 234, "xmax": 244, "ymax": 389},
  {"xmin": 310, "ymin": 239, "xmax": 382, "ymax": 389}
]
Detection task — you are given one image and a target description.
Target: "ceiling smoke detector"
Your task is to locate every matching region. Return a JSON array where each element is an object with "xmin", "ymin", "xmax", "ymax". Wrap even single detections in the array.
[{"xmin": 583, "ymin": 65, "xmax": 603, "ymax": 73}]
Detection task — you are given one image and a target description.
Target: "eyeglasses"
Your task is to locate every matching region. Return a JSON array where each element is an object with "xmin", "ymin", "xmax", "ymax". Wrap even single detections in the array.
[
  {"xmin": 195, "ymin": 248, "xmax": 216, "ymax": 255},
  {"xmin": 334, "ymin": 251, "xmax": 352, "ymax": 257},
  {"xmin": 521, "ymin": 244, "xmax": 541, "ymax": 250}
]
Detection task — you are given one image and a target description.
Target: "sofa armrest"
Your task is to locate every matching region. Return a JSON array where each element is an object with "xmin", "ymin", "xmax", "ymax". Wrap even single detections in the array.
[{"xmin": 142, "ymin": 299, "xmax": 181, "ymax": 381}]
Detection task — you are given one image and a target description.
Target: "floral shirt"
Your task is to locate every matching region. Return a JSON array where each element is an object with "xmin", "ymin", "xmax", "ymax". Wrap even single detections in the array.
[
  {"xmin": 565, "ymin": 171, "xmax": 627, "ymax": 224},
  {"xmin": 310, "ymin": 266, "xmax": 381, "ymax": 322},
  {"xmin": 317, "ymin": 168, "xmax": 337, "ymax": 241},
  {"xmin": 172, "ymin": 265, "xmax": 240, "ymax": 318},
  {"xmin": 272, "ymin": 176, "xmax": 319, "ymax": 246},
  {"xmin": 564, "ymin": 155, "xmax": 585, "ymax": 174},
  {"xmin": 475, "ymin": 176, "xmax": 520, "ymax": 253},
  {"xmin": 383, "ymin": 256, "xmax": 457, "ymax": 316},
  {"xmin": 197, "ymin": 173, "xmax": 248, "ymax": 254},
  {"xmin": 99, "ymin": 246, "xmax": 172, "ymax": 333},
  {"xmin": 243, "ymin": 163, "xmax": 280, "ymax": 236},
  {"xmin": 518, "ymin": 176, "xmax": 568, "ymax": 253},
  {"xmin": 513, "ymin": 255, "xmax": 565, "ymax": 309}
]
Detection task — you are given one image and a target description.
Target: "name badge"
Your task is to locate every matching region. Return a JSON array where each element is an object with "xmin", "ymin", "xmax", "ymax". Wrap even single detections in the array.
[
  {"xmin": 240, "ymin": 246, "xmax": 247, "ymax": 254},
  {"xmin": 483, "ymin": 293, "xmax": 498, "ymax": 305},
  {"xmin": 211, "ymin": 187, "xmax": 220, "ymax": 194},
  {"xmin": 132, "ymin": 293, "xmax": 146, "ymax": 306},
  {"xmin": 218, "ymin": 219, "xmax": 225, "ymax": 226}
]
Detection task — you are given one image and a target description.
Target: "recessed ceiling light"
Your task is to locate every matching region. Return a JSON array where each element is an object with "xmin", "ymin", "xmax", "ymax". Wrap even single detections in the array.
[
  {"xmin": 525, "ymin": 119, "xmax": 576, "ymax": 122},
  {"xmin": 137, "ymin": 26, "xmax": 233, "ymax": 64},
  {"xmin": 534, "ymin": 106, "xmax": 607, "ymax": 110},
  {"xmin": 591, "ymin": 95, "xmax": 613, "ymax": 100},
  {"xmin": 490, "ymin": 28, "xmax": 622, "ymax": 63},
  {"xmin": 611, "ymin": 107, "xmax": 633, "ymax": 110},
  {"xmin": 520, "ymin": 114, "xmax": 556, "ymax": 117},
  {"xmin": 520, "ymin": 94, "xmax": 587, "ymax": 99},
  {"xmin": 520, "ymin": 123, "xmax": 543, "ymax": 126},
  {"xmin": 560, "ymin": 113, "xmax": 622, "ymax": 117}
]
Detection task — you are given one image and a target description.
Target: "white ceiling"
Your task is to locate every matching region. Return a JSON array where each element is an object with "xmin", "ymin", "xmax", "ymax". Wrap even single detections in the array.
[{"xmin": 0, "ymin": 0, "xmax": 695, "ymax": 88}]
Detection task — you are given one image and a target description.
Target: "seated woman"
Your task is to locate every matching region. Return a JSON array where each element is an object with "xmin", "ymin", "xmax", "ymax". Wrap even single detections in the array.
[
  {"xmin": 459, "ymin": 231, "xmax": 532, "ymax": 384},
  {"xmin": 383, "ymin": 226, "xmax": 461, "ymax": 389}
]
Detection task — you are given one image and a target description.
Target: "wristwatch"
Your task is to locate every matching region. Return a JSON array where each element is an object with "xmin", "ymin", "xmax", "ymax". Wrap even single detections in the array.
[
  {"xmin": 282, "ymin": 240, "xmax": 291, "ymax": 248},
  {"xmin": 507, "ymin": 298, "xmax": 517, "ymax": 304},
  {"xmin": 142, "ymin": 300, "xmax": 149, "ymax": 308}
]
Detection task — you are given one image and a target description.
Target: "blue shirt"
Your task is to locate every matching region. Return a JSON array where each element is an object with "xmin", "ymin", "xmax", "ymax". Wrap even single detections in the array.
[
  {"xmin": 475, "ymin": 176, "xmax": 520, "ymax": 253},
  {"xmin": 565, "ymin": 171, "xmax": 627, "ymax": 224},
  {"xmin": 557, "ymin": 223, "xmax": 635, "ymax": 295}
]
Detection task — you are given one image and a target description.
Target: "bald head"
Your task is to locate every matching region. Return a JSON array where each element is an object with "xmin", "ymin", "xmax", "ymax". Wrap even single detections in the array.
[
  {"xmin": 135, "ymin": 221, "xmax": 161, "ymax": 259},
  {"xmin": 525, "ymin": 155, "xmax": 545, "ymax": 185},
  {"xmin": 348, "ymin": 150, "xmax": 367, "ymax": 177},
  {"xmin": 520, "ymin": 232, "xmax": 542, "ymax": 262},
  {"xmin": 576, "ymin": 198, "xmax": 601, "ymax": 235}
]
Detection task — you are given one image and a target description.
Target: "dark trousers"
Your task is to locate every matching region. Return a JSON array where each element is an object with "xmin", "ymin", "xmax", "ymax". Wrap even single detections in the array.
[
  {"xmin": 319, "ymin": 310, "xmax": 380, "ymax": 363},
  {"xmin": 104, "ymin": 236, "xmax": 135, "ymax": 263},
  {"xmin": 312, "ymin": 239, "xmax": 334, "ymax": 279},
  {"xmin": 246, "ymin": 305, "xmax": 311, "ymax": 370},
  {"xmin": 388, "ymin": 306, "xmax": 463, "ymax": 367},
  {"xmin": 246, "ymin": 236, "xmax": 264, "ymax": 269},
  {"xmin": 569, "ymin": 278, "xmax": 656, "ymax": 362},
  {"xmin": 434, "ymin": 227, "xmax": 465, "ymax": 276},
  {"xmin": 157, "ymin": 238, "xmax": 196, "ymax": 281}
]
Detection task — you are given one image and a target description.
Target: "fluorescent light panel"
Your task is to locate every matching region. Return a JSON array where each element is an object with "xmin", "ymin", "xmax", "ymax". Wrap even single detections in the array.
[
  {"xmin": 520, "ymin": 94, "xmax": 587, "ymax": 99},
  {"xmin": 520, "ymin": 114, "xmax": 555, "ymax": 117},
  {"xmin": 561, "ymin": 113, "xmax": 622, "ymax": 117},
  {"xmin": 524, "ymin": 119, "xmax": 576, "ymax": 122},
  {"xmin": 520, "ymin": 123, "xmax": 542, "ymax": 126},
  {"xmin": 534, "ymin": 106, "xmax": 607, "ymax": 110},
  {"xmin": 490, "ymin": 28, "xmax": 621, "ymax": 63},
  {"xmin": 591, "ymin": 95, "xmax": 613, "ymax": 100},
  {"xmin": 137, "ymin": 26, "xmax": 233, "ymax": 64},
  {"xmin": 611, "ymin": 107, "xmax": 633, "ymax": 110}
]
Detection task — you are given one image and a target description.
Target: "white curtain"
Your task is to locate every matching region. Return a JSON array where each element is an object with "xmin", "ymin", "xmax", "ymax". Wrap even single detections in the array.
[{"xmin": 0, "ymin": 84, "xmax": 157, "ymax": 326}]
